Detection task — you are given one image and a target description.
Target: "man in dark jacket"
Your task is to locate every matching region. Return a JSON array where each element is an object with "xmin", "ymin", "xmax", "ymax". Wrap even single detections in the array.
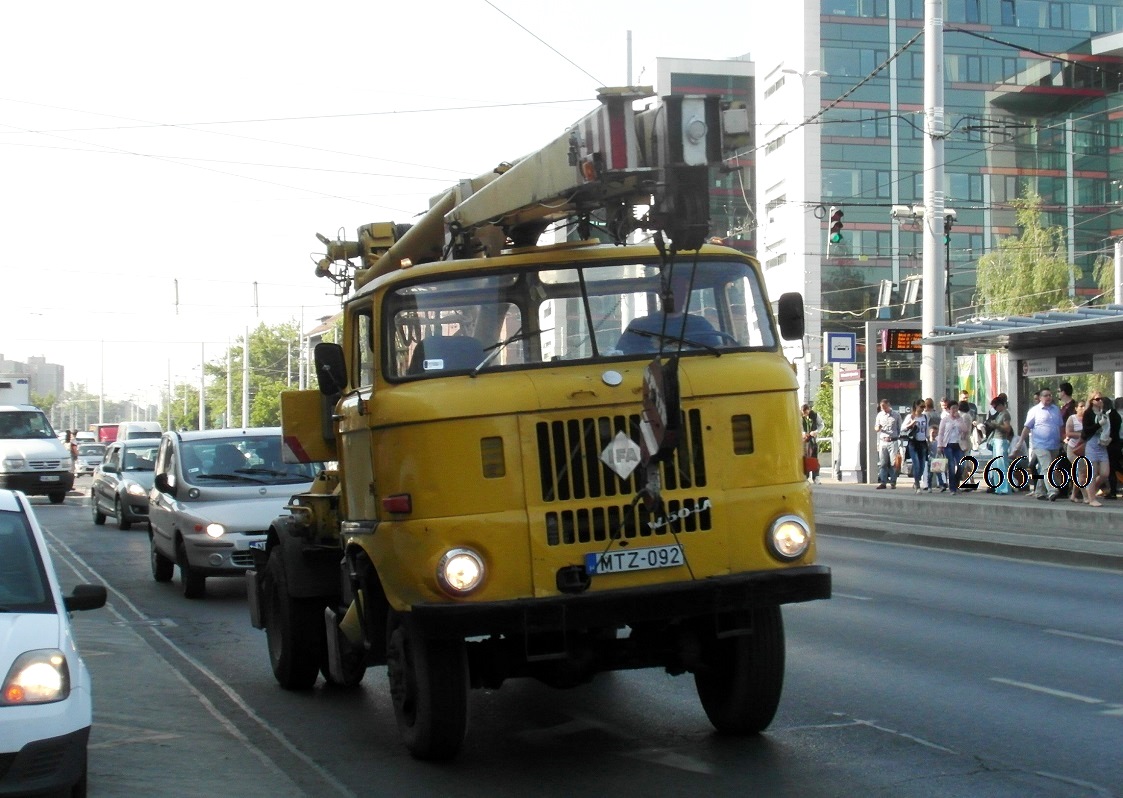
[{"xmin": 1105, "ymin": 397, "xmax": 1122, "ymax": 499}]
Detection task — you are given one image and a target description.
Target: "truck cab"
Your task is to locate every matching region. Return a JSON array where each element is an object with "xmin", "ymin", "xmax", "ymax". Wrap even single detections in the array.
[{"xmin": 248, "ymin": 87, "xmax": 830, "ymax": 762}]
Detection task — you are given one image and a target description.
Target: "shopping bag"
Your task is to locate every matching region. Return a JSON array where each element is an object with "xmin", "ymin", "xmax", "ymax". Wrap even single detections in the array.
[
  {"xmin": 803, "ymin": 456, "xmax": 819, "ymax": 474},
  {"xmin": 930, "ymin": 457, "xmax": 948, "ymax": 474},
  {"xmin": 893, "ymin": 451, "xmax": 903, "ymax": 470}
]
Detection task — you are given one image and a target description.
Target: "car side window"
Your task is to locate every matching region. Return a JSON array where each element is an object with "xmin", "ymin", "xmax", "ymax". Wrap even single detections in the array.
[{"xmin": 106, "ymin": 445, "xmax": 121, "ymax": 470}]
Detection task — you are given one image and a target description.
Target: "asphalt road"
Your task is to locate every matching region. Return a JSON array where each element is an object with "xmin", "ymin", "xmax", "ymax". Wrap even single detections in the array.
[{"xmin": 28, "ymin": 486, "xmax": 1123, "ymax": 797}]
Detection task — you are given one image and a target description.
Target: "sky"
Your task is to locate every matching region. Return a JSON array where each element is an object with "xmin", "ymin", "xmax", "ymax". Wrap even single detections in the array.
[{"xmin": 0, "ymin": 1, "xmax": 757, "ymax": 407}]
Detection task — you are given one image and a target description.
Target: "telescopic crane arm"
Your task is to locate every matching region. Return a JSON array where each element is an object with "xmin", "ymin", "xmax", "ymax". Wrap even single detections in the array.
[{"xmin": 314, "ymin": 87, "xmax": 751, "ymax": 291}]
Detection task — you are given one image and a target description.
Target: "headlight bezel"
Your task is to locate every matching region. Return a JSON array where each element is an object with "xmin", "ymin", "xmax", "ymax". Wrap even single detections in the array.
[{"xmin": 766, "ymin": 514, "xmax": 812, "ymax": 562}]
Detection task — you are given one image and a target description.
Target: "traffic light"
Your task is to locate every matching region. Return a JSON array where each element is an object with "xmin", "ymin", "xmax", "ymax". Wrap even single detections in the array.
[
  {"xmin": 943, "ymin": 209, "xmax": 956, "ymax": 245},
  {"xmin": 829, "ymin": 206, "xmax": 844, "ymax": 244}
]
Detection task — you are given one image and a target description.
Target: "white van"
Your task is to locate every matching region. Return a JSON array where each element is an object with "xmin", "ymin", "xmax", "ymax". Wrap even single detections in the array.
[
  {"xmin": 0, "ymin": 405, "xmax": 74, "ymax": 503},
  {"xmin": 115, "ymin": 421, "xmax": 163, "ymax": 441}
]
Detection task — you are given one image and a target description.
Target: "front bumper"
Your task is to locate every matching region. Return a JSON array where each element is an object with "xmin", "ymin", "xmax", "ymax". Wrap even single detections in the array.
[
  {"xmin": 0, "ymin": 726, "xmax": 88, "ymax": 796},
  {"xmin": 183, "ymin": 533, "xmax": 261, "ymax": 574},
  {"xmin": 0, "ymin": 471, "xmax": 74, "ymax": 496},
  {"xmin": 409, "ymin": 565, "xmax": 830, "ymax": 638}
]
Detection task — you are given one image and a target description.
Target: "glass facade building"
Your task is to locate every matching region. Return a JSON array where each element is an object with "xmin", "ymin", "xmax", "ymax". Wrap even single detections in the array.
[{"xmin": 817, "ymin": 0, "xmax": 1123, "ymax": 332}]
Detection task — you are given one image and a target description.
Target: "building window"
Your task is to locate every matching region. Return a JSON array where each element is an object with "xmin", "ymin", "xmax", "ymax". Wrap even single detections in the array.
[
  {"xmin": 1048, "ymin": 2, "xmax": 1063, "ymax": 27},
  {"xmin": 947, "ymin": 0, "xmax": 980, "ymax": 23},
  {"xmin": 1000, "ymin": 0, "xmax": 1015, "ymax": 25},
  {"xmin": 1068, "ymin": 3, "xmax": 1096, "ymax": 31}
]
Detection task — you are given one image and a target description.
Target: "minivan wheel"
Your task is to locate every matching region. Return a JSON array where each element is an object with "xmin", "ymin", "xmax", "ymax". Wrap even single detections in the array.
[
  {"xmin": 92, "ymin": 499, "xmax": 106, "ymax": 525},
  {"xmin": 176, "ymin": 537, "xmax": 206, "ymax": 599},
  {"xmin": 150, "ymin": 534, "xmax": 173, "ymax": 582},
  {"xmin": 49, "ymin": 491, "xmax": 66, "ymax": 504}
]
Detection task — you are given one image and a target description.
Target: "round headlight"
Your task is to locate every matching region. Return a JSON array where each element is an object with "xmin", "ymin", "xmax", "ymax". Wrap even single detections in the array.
[
  {"xmin": 437, "ymin": 548, "xmax": 485, "ymax": 596},
  {"xmin": 767, "ymin": 515, "xmax": 811, "ymax": 561},
  {"xmin": 205, "ymin": 523, "xmax": 226, "ymax": 539}
]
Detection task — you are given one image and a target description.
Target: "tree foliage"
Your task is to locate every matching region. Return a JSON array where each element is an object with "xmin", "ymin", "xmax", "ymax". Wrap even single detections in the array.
[{"xmin": 973, "ymin": 191, "xmax": 1079, "ymax": 317}]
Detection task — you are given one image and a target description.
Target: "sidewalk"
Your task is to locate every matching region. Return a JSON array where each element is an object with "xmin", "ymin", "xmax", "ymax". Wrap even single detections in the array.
[{"xmin": 812, "ymin": 476, "xmax": 1123, "ymax": 570}]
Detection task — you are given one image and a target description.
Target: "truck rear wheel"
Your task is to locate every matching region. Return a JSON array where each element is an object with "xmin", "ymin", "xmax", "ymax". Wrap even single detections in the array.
[
  {"xmin": 386, "ymin": 611, "xmax": 468, "ymax": 761},
  {"xmin": 264, "ymin": 550, "xmax": 325, "ymax": 690},
  {"xmin": 693, "ymin": 606, "xmax": 785, "ymax": 734}
]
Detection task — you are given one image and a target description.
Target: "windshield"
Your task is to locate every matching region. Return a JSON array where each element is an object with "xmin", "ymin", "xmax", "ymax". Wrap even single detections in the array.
[
  {"xmin": 0, "ymin": 411, "xmax": 57, "ymax": 440},
  {"xmin": 383, "ymin": 258, "xmax": 776, "ymax": 380},
  {"xmin": 180, "ymin": 436, "xmax": 318, "ymax": 485},
  {"xmin": 78, "ymin": 444, "xmax": 105, "ymax": 457}
]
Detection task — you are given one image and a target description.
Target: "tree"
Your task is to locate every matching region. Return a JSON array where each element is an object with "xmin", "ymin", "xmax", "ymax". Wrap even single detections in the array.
[{"xmin": 974, "ymin": 190, "xmax": 1080, "ymax": 317}]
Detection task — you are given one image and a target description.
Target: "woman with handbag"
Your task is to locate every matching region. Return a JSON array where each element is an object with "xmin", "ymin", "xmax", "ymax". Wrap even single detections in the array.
[
  {"xmin": 900, "ymin": 400, "xmax": 929, "ymax": 492},
  {"xmin": 801, "ymin": 404, "xmax": 823, "ymax": 483},
  {"xmin": 1080, "ymin": 393, "xmax": 1113, "ymax": 506},
  {"xmin": 1065, "ymin": 400, "xmax": 1086, "ymax": 504}
]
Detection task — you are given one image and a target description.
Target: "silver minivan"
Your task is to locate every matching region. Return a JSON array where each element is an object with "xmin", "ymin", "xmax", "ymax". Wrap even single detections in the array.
[{"xmin": 147, "ymin": 428, "xmax": 317, "ymax": 599}]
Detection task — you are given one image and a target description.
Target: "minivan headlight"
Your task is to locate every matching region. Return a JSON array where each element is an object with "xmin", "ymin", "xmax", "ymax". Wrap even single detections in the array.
[
  {"xmin": 205, "ymin": 523, "xmax": 226, "ymax": 538},
  {"xmin": 3, "ymin": 456, "xmax": 26, "ymax": 470},
  {"xmin": 2, "ymin": 649, "xmax": 71, "ymax": 705},
  {"xmin": 126, "ymin": 482, "xmax": 147, "ymax": 496}
]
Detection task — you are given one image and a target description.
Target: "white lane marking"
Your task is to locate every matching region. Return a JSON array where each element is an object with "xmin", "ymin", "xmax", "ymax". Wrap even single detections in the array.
[
  {"xmin": 44, "ymin": 529, "xmax": 355, "ymax": 798},
  {"xmin": 990, "ymin": 677, "xmax": 1103, "ymax": 704},
  {"xmin": 1045, "ymin": 629, "xmax": 1123, "ymax": 648},
  {"xmin": 832, "ymin": 592, "xmax": 872, "ymax": 601},
  {"xmin": 852, "ymin": 719, "xmax": 957, "ymax": 753}
]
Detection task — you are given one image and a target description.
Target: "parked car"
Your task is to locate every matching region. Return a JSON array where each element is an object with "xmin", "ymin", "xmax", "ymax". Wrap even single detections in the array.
[
  {"xmin": 148, "ymin": 428, "xmax": 317, "ymax": 599},
  {"xmin": 74, "ymin": 443, "xmax": 106, "ymax": 476},
  {"xmin": 0, "ymin": 487, "xmax": 106, "ymax": 796},
  {"xmin": 90, "ymin": 439, "xmax": 160, "ymax": 531}
]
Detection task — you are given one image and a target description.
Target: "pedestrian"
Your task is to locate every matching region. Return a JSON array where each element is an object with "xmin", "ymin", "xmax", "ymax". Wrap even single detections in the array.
[
  {"xmin": 67, "ymin": 430, "xmax": 79, "ymax": 466},
  {"xmin": 936, "ymin": 400, "xmax": 971, "ymax": 494},
  {"xmin": 924, "ymin": 398, "xmax": 946, "ymax": 491},
  {"xmin": 801, "ymin": 403, "xmax": 823, "ymax": 483},
  {"xmin": 1104, "ymin": 396, "xmax": 1122, "ymax": 500},
  {"xmin": 983, "ymin": 394, "xmax": 1013, "ymax": 495},
  {"xmin": 1054, "ymin": 382, "xmax": 1077, "ymax": 498},
  {"xmin": 1080, "ymin": 392, "xmax": 1114, "ymax": 507},
  {"xmin": 1017, "ymin": 387, "xmax": 1064, "ymax": 501},
  {"xmin": 900, "ymin": 399, "xmax": 929, "ymax": 492},
  {"xmin": 958, "ymin": 389, "xmax": 978, "ymax": 423},
  {"xmin": 873, "ymin": 398, "xmax": 900, "ymax": 489},
  {"xmin": 1064, "ymin": 399, "xmax": 1087, "ymax": 504}
]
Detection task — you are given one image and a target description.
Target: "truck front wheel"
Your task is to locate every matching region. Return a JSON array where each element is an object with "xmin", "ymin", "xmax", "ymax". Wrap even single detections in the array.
[
  {"xmin": 264, "ymin": 550, "xmax": 324, "ymax": 690},
  {"xmin": 386, "ymin": 611, "xmax": 468, "ymax": 761},
  {"xmin": 693, "ymin": 606, "xmax": 785, "ymax": 734}
]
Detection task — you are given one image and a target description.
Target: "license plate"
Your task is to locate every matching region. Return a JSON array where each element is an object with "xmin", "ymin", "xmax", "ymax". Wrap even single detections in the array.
[
  {"xmin": 40, "ymin": 475, "xmax": 60, "ymax": 482},
  {"xmin": 248, "ymin": 540, "xmax": 266, "ymax": 551},
  {"xmin": 584, "ymin": 543, "xmax": 684, "ymax": 575}
]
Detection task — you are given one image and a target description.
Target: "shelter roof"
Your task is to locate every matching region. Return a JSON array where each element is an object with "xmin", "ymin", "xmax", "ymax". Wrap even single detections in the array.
[{"xmin": 919, "ymin": 305, "xmax": 1123, "ymax": 351}]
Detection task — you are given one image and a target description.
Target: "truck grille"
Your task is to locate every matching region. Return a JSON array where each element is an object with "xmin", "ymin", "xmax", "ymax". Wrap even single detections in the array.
[{"xmin": 536, "ymin": 409, "xmax": 711, "ymax": 546}]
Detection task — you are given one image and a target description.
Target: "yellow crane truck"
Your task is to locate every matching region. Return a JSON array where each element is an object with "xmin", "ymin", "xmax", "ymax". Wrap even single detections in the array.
[{"xmin": 247, "ymin": 87, "xmax": 831, "ymax": 760}]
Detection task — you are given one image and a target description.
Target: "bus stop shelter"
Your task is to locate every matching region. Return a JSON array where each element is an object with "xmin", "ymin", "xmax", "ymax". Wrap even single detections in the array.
[{"xmin": 920, "ymin": 304, "xmax": 1123, "ymax": 423}]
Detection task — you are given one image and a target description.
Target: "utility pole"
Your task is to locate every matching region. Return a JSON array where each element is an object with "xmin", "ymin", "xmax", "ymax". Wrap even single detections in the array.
[{"xmin": 921, "ymin": 0, "xmax": 947, "ymax": 401}]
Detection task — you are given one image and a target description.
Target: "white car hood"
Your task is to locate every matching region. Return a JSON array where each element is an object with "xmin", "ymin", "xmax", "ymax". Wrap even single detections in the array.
[
  {"xmin": 1, "ymin": 439, "xmax": 70, "ymax": 460},
  {"xmin": 174, "ymin": 495, "xmax": 297, "ymax": 533},
  {"xmin": 0, "ymin": 613, "xmax": 62, "ymax": 661}
]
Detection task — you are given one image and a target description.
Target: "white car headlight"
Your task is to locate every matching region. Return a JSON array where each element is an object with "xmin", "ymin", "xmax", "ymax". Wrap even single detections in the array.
[
  {"xmin": 767, "ymin": 515, "xmax": 811, "ymax": 562},
  {"xmin": 205, "ymin": 523, "xmax": 226, "ymax": 539},
  {"xmin": 1, "ymin": 649, "xmax": 71, "ymax": 705},
  {"xmin": 126, "ymin": 482, "xmax": 147, "ymax": 497},
  {"xmin": 3, "ymin": 456, "xmax": 26, "ymax": 469},
  {"xmin": 437, "ymin": 548, "xmax": 485, "ymax": 596}
]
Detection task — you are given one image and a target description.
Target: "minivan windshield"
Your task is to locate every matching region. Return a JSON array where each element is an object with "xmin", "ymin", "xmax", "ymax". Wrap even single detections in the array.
[
  {"xmin": 0, "ymin": 411, "xmax": 57, "ymax": 440},
  {"xmin": 382, "ymin": 258, "xmax": 777, "ymax": 380},
  {"xmin": 180, "ymin": 436, "xmax": 318, "ymax": 485}
]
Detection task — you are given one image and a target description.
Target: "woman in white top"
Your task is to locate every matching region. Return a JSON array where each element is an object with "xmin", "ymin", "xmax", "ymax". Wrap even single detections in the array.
[
  {"xmin": 1065, "ymin": 400, "xmax": 1086, "ymax": 504},
  {"xmin": 936, "ymin": 401, "xmax": 972, "ymax": 494}
]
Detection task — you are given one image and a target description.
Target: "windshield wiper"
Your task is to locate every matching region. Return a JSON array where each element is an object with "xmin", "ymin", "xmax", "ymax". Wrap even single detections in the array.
[
  {"xmin": 471, "ymin": 327, "xmax": 552, "ymax": 376},
  {"xmin": 196, "ymin": 472, "xmax": 263, "ymax": 482},
  {"xmin": 626, "ymin": 328, "xmax": 723, "ymax": 356}
]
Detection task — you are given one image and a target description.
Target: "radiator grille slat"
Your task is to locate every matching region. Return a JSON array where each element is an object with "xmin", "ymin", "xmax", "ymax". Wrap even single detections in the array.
[{"xmin": 544, "ymin": 497, "xmax": 712, "ymax": 546}]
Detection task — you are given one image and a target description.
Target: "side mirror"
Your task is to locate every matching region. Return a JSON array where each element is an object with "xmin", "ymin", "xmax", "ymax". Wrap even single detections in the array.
[
  {"xmin": 314, "ymin": 342, "xmax": 347, "ymax": 398},
  {"xmin": 64, "ymin": 584, "xmax": 107, "ymax": 612},
  {"xmin": 154, "ymin": 472, "xmax": 176, "ymax": 497},
  {"xmin": 777, "ymin": 292, "xmax": 805, "ymax": 341}
]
